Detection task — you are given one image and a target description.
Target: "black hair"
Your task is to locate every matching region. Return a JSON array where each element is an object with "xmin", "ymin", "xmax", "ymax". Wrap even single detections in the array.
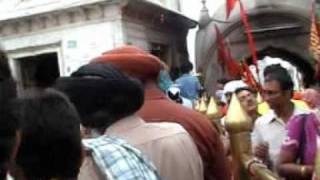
[
  {"xmin": 15, "ymin": 89, "xmax": 82, "ymax": 179},
  {"xmin": 54, "ymin": 63, "xmax": 144, "ymax": 129},
  {"xmin": 180, "ymin": 61, "xmax": 193, "ymax": 74},
  {"xmin": 263, "ymin": 64, "xmax": 294, "ymax": 91},
  {"xmin": 217, "ymin": 78, "xmax": 230, "ymax": 85},
  {"xmin": 0, "ymin": 49, "xmax": 17, "ymax": 179},
  {"xmin": 234, "ymin": 87, "xmax": 256, "ymax": 95},
  {"xmin": 217, "ymin": 101, "xmax": 226, "ymax": 107},
  {"xmin": 263, "ymin": 64, "xmax": 282, "ymax": 77},
  {"xmin": 167, "ymin": 90, "xmax": 183, "ymax": 104}
]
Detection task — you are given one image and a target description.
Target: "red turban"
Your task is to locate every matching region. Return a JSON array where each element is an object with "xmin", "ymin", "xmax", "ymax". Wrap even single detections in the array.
[{"xmin": 91, "ymin": 46, "xmax": 162, "ymax": 80}]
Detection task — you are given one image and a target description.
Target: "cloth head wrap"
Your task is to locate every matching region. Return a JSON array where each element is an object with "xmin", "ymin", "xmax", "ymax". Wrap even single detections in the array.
[
  {"xmin": 54, "ymin": 63, "xmax": 144, "ymax": 128},
  {"xmin": 223, "ymin": 80, "xmax": 248, "ymax": 95},
  {"xmin": 91, "ymin": 46, "xmax": 162, "ymax": 81}
]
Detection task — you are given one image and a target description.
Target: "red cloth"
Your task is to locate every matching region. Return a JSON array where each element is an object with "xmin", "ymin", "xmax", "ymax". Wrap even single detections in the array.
[
  {"xmin": 293, "ymin": 92, "xmax": 303, "ymax": 100},
  {"xmin": 226, "ymin": 0, "xmax": 238, "ymax": 19},
  {"xmin": 139, "ymin": 83, "xmax": 231, "ymax": 180},
  {"xmin": 215, "ymin": 25, "xmax": 241, "ymax": 78},
  {"xmin": 92, "ymin": 46, "xmax": 161, "ymax": 80}
]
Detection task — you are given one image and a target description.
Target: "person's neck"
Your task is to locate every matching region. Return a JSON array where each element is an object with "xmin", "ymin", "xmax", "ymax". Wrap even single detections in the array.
[
  {"xmin": 274, "ymin": 102, "xmax": 294, "ymax": 123},
  {"xmin": 248, "ymin": 110, "xmax": 259, "ymax": 122},
  {"xmin": 144, "ymin": 80, "xmax": 158, "ymax": 89}
]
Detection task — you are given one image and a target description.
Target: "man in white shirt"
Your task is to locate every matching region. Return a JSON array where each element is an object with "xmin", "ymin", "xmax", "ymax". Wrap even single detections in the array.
[{"xmin": 252, "ymin": 64, "xmax": 309, "ymax": 171}]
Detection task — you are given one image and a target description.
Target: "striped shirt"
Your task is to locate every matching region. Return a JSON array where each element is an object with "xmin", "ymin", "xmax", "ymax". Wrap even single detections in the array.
[{"xmin": 83, "ymin": 136, "xmax": 160, "ymax": 180}]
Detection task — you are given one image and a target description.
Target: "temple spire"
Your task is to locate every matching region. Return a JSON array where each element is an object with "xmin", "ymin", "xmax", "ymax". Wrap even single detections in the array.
[
  {"xmin": 201, "ymin": 0, "xmax": 207, "ymax": 10},
  {"xmin": 199, "ymin": 0, "xmax": 211, "ymax": 28}
]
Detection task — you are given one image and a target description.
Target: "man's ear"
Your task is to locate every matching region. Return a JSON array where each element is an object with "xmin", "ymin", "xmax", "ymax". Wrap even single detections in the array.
[{"xmin": 284, "ymin": 90, "xmax": 293, "ymax": 99}]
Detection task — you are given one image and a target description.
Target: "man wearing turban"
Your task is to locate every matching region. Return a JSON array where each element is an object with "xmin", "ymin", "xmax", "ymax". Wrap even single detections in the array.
[{"xmin": 92, "ymin": 45, "xmax": 231, "ymax": 180}]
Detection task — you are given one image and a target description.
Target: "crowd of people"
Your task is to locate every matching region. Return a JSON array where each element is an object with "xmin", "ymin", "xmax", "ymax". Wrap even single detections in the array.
[{"xmin": 1, "ymin": 45, "xmax": 320, "ymax": 180}]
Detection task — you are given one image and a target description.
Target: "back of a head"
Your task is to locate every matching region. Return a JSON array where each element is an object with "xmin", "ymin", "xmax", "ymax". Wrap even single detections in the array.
[
  {"xmin": 167, "ymin": 86, "xmax": 182, "ymax": 104},
  {"xmin": 0, "ymin": 49, "xmax": 17, "ymax": 178},
  {"xmin": 180, "ymin": 61, "xmax": 193, "ymax": 74},
  {"xmin": 217, "ymin": 78, "xmax": 230, "ymax": 86},
  {"xmin": 15, "ymin": 89, "xmax": 82, "ymax": 179},
  {"xmin": 54, "ymin": 63, "xmax": 144, "ymax": 129},
  {"xmin": 263, "ymin": 64, "xmax": 294, "ymax": 91}
]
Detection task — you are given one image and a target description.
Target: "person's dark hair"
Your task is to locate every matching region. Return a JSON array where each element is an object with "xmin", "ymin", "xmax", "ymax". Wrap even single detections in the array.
[
  {"xmin": 180, "ymin": 61, "xmax": 193, "ymax": 74},
  {"xmin": 54, "ymin": 63, "xmax": 144, "ymax": 129},
  {"xmin": 263, "ymin": 64, "xmax": 294, "ymax": 91},
  {"xmin": 0, "ymin": 49, "xmax": 17, "ymax": 179},
  {"xmin": 15, "ymin": 89, "xmax": 82, "ymax": 179},
  {"xmin": 217, "ymin": 78, "xmax": 230, "ymax": 85},
  {"xmin": 263, "ymin": 64, "xmax": 283, "ymax": 77},
  {"xmin": 235, "ymin": 87, "xmax": 256, "ymax": 95},
  {"xmin": 217, "ymin": 101, "xmax": 226, "ymax": 107},
  {"xmin": 167, "ymin": 89, "xmax": 183, "ymax": 104}
]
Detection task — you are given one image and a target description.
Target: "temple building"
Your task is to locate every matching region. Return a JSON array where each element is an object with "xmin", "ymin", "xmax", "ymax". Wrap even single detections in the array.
[
  {"xmin": 0, "ymin": 0, "xmax": 196, "ymax": 93},
  {"xmin": 195, "ymin": 0, "xmax": 315, "ymax": 93}
]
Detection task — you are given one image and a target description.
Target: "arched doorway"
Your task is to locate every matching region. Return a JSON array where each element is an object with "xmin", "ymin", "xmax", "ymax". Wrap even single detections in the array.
[{"xmin": 195, "ymin": 0, "xmax": 314, "ymax": 93}]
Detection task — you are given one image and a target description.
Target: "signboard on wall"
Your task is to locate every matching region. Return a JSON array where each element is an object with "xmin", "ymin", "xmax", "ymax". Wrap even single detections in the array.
[{"xmin": 62, "ymin": 24, "xmax": 114, "ymax": 76}]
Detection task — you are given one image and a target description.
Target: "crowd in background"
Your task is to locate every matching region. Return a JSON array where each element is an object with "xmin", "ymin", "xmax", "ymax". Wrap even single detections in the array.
[{"xmin": 1, "ymin": 45, "xmax": 320, "ymax": 180}]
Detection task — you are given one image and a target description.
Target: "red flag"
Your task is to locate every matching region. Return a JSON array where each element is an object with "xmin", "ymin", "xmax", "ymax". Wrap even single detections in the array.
[
  {"xmin": 226, "ymin": 0, "xmax": 238, "ymax": 19},
  {"xmin": 241, "ymin": 61, "xmax": 261, "ymax": 91},
  {"xmin": 239, "ymin": 1, "xmax": 258, "ymax": 67},
  {"xmin": 226, "ymin": 57, "xmax": 241, "ymax": 78},
  {"xmin": 215, "ymin": 25, "xmax": 227, "ymax": 72},
  {"xmin": 215, "ymin": 25, "xmax": 241, "ymax": 78},
  {"xmin": 225, "ymin": 41, "xmax": 241, "ymax": 77}
]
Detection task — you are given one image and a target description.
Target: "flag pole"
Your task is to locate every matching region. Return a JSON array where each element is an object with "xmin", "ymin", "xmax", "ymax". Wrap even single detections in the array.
[{"xmin": 238, "ymin": 0, "xmax": 261, "ymax": 87}]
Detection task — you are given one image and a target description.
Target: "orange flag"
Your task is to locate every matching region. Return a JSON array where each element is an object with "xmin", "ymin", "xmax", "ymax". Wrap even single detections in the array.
[
  {"xmin": 309, "ymin": 0, "xmax": 320, "ymax": 79},
  {"xmin": 226, "ymin": 0, "xmax": 258, "ymax": 70}
]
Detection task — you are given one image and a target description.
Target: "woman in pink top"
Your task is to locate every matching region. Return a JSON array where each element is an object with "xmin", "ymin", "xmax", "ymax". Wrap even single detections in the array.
[{"xmin": 277, "ymin": 113, "xmax": 320, "ymax": 179}]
